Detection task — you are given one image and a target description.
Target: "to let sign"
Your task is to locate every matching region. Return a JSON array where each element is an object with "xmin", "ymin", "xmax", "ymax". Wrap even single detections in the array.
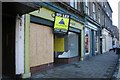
[{"xmin": 54, "ymin": 13, "xmax": 70, "ymax": 34}]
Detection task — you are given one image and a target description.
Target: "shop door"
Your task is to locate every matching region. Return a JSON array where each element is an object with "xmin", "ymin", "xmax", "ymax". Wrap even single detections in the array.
[
  {"xmin": 91, "ymin": 30, "xmax": 95, "ymax": 56},
  {"xmin": 30, "ymin": 23, "xmax": 54, "ymax": 68}
]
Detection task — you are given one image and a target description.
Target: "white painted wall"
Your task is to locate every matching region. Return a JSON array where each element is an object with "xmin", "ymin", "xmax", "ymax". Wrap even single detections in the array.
[
  {"xmin": 102, "ymin": 37, "xmax": 106, "ymax": 53},
  {"xmin": 102, "ymin": 30, "xmax": 107, "ymax": 53},
  {"xmin": 15, "ymin": 15, "xmax": 24, "ymax": 74},
  {"xmin": 109, "ymin": 36, "xmax": 113, "ymax": 49},
  {"xmin": 106, "ymin": 33, "xmax": 112, "ymax": 51},
  {"xmin": 106, "ymin": 33, "xmax": 109, "ymax": 51},
  {"xmin": 102, "ymin": 29, "xmax": 112, "ymax": 52}
]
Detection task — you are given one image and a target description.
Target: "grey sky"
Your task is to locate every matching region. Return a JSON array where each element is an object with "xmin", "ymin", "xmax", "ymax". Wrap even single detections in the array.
[{"xmin": 108, "ymin": 0, "xmax": 119, "ymax": 27}]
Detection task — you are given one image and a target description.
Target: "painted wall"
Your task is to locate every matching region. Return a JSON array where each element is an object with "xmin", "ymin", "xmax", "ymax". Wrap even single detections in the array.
[
  {"xmin": 15, "ymin": 15, "xmax": 24, "ymax": 74},
  {"xmin": 29, "ymin": 7, "xmax": 84, "ymax": 30},
  {"xmin": 102, "ymin": 36, "xmax": 106, "ymax": 53},
  {"xmin": 29, "ymin": 8, "xmax": 54, "ymax": 21}
]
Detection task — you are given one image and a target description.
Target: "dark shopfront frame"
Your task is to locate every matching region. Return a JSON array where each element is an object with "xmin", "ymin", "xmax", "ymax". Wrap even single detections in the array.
[{"xmin": 54, "ymin": 28, "xmax": 82, "ymax": 64}]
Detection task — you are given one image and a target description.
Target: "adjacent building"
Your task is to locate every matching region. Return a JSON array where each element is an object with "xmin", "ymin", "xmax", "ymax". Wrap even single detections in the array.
[
  {"xmin": 2, "ymin": 2, "xmax": 40, "ymax": 78},
  {"xmin": 112, "ymin": 25, "xmax": 119, "ymax": 48},
  {"xmin": 84, "ymin": 0, "xmax": 101, "ymax": 59},
  {"xmin": 98, "ymin": 1, "xmax": 113, "ymax": 53}
]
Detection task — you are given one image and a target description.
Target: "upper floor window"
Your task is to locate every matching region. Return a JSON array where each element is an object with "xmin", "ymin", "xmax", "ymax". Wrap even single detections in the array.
[
  {"xmin": 70, "ymin": 0, "xmax": 78, "ymax": 9},
  {"xmin": 104, "ymin": 5, "xmax": 106, "ymax": 8},
  {"xmin": 106, "ymin": 12, "xmax": 109, "ymax": 17},
  {"xmin": 110, "ymin": 17, "xmax": 112, "ymax": 20},
  {"xmin": 98, "ymin": 12, "xmax": 100, "ymax": 24},
  {"xmin": 77, "ymin": 2, "xmax": 81, "ymax": 11},
  {"xmin": 92, "ymin": 3, "xmax": 96, "ymax": 20},
  {"xmin": 69, "ymin": 0, "xmax": 81, "ymax": 12},
  {"xmin": 103, "ymin": 2, "xmax": 106, "ymax": 8},
  {"xmin": 75, "ymin": 0, "xmax": 77, "ymax": 9},
  {"xmin": 85, "ymin": 0, "xmax": 89, "ymax": 15},
  {"xmin": 97, "ymin": 0, "xmax": 100, "ymax": 2},
  {"xmin": 101, "ymin": 2, "xmax": 104, "ymax": 7},
  {"xmin": 70, "ymin": 0, "xmax": 75, "ymax": 8}
]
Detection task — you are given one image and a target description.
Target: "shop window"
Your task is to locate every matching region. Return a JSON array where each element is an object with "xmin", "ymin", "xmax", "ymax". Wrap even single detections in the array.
[
  {"xmin": 95, "ymin": 31, "xmax": 98, "ymax": 52},
  {"xmin": 85, "ymin": 28, "xmax": 90, "ymax": 54},
  {"xmin": 68, "ymin": 32, "xmax": 79, "ymax": 57},
  {"xmin": 58, "ymin": 32, "xmax": 79, "ymax": 58}
]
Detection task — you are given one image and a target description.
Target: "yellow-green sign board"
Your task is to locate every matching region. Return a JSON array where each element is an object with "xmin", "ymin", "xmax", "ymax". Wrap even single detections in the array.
[{"xmin": 54, "ymin": 13, "xmax": 70, "ymax": 34}]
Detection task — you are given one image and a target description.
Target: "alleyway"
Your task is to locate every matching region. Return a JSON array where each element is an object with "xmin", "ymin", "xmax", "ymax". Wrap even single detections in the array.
[{"xmin": 31, "ymin": 51, "xmax": 118, "ymax": 79}]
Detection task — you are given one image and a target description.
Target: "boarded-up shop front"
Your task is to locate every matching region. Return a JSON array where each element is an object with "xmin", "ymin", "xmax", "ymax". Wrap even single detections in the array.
[{"xmin": 30, "ymin": 23, "xmax": 54, "ymax": 73}]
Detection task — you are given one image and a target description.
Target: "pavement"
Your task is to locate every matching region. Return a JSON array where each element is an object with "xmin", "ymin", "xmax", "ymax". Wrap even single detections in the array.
[
  {"xmin": 31, "ymin": 51, "xmax": 118, "ymax": 79},
  {"xmin": 112, "ymin": 55, "xmax": 120, "ymax": 80}
]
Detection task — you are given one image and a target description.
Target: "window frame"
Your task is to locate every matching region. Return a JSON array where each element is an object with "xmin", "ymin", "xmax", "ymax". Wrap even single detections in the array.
[
  {"xmin": 92, "ymin": 2, "xmax": 96, "ymax": 20},
  {"xmin": 70, "ymin": 0, "xmax": 75, "ymax": 8},
  {"xmin": 85, "ymin": 0, "xmax": 89, "ymax": 15},
  {"xmin": 98, "ymin": 11, "xmax": 100, "ymax": 24}
]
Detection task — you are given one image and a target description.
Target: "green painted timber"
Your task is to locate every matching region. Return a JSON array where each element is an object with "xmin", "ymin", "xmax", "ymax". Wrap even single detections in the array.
[
  {"xmin": 22, "ymin": 14, "xmax": 31, "ymax": 78},
  {"xmin": 81, "ymin": 28, "xmax": 84, "ymax": 61},
  {"xmin": 29, "ymin": 7, "xmax": 84, "ymax": 30}
]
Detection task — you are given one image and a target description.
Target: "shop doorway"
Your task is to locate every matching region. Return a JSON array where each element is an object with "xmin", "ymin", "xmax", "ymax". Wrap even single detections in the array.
[
  {"xmin": 91, "ymin": 30, "xmax": 95, "ymax": 56},
  {"xmin": 78, "ymin": 32, "xmax": 81, "ymax": 60},
  {"xmin": 2, "ymin": 15, "xmax": 16, "ymax": 77}
]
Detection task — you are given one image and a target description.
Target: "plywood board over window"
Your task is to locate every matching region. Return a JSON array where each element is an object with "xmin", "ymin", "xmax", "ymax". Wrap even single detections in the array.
[{"xmin": 30, "ymin": 23, "xmax": 54, "ymax": 67}]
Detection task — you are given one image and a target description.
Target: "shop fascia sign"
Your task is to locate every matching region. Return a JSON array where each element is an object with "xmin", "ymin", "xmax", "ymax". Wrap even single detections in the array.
[
  {"xmin": 54, "ymin": 13, "xmax": 70, "ymax": 34},
  {"xmin": 87, "ymin": 22, "xmax": 98, "ymax": 31}
]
